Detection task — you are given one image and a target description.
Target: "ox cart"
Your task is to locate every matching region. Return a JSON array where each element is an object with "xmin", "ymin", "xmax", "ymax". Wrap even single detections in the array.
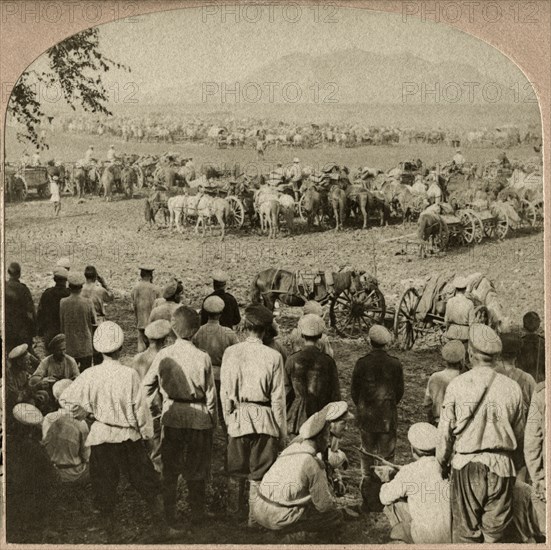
[{"xmin": 393, "ymin": 272, "xmax": 501, "ymax": 349}]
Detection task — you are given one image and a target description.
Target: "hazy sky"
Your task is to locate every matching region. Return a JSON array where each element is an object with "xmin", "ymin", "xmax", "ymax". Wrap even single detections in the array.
[{"xmin": 94, "ymin": 6, "xmax": 526, "ymax": 94}]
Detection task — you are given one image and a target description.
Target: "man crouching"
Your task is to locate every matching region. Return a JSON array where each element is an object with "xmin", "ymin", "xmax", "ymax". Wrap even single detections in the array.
[
  {"xmin": 251, "ymin": 408, "xmax": 342, "ymax": 542},
  {"xmin": 379, "ymin": 422, "xmax": 451, "ymax": 544}
]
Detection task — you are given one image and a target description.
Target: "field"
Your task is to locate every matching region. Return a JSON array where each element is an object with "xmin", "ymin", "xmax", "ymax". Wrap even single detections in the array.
[{"xmin": 4, "ymin": 136, "xmax": 545, "ymax": 544}]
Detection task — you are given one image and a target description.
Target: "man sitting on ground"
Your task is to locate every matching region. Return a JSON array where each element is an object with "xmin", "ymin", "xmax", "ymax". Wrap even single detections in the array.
[
  {"xmin": 252, "ymin": 408, "xmax": 342, "ymax": 542},
  {"xmin": 379, "ymin": 422, "xmax": 451, "ymax": 544}
]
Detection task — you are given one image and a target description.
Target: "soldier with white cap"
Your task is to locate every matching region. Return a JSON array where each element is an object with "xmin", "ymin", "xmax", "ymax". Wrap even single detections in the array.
[
  {"xmin": 193, "ymin": 295, "xmax": 239, "ymax": 432},
  {"xmin": 6, "ymin": 344, "xmax": 37, "ymax": 432},
  {"xmin": 42, "ymin": 379, "xmax": 91, "ymax": 484},
  {"xmin": 62, "ymin": 321, "xmax": 177, "ymax": 540},
  {"xmin": 143, "ymin": 306, "xmax": 216, "ymax": 527},
  {"xmin": 148, "ymin": 280, "xmax": 184, "ymax": 341},
  {"xmin": 423, "ymin": 340, "xmax": 465, "ymax": 425},
  {"xmin": 444, "ymin": 276, "xmax": 474, "ymax": 345},
  {"xmin": 351, "ymin": 324, "xmax": 404, "ymax": 512},
  {"xmin": 285, "ymin": 314, "xmax": 340, "ymax": 437},
  {"xmin": 289, "ymin": 301, "xmax": 334, "ymax": 357},
  {"xmin": 131, "ymin": 266, "xmax": 161, "ymax": 352},
  {"xmin": 251, "ymin": 408, "xmax": 342, "ymax": 540},
  {"xmin": 60, "ymin": 272, "xmax": 97, "ymax": 371},
  {"xmin": 379, "ymin": 422, "xmax": 451, "ymax": 544},
  {"xmin": 288, "ymin": 157, "xmax": 303, "ymax": 200},
  {"xmin": 56, "ymin": 257, "xmax": 72, "ymax": 271},
  {"xmin": 437, "ymin": 323, "xmax": 525, "ymax": 543},
  {"xmin": 200, "ymin": 269, "xmax": 241, "ymax": 329}
]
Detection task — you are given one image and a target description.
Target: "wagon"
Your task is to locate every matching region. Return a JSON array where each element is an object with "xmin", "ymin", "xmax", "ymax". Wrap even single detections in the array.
[
  {"xmin": 460, "ymin": 204, "xmax": 511, "ymax": 241},
  {"xmin": 393, "ymin": 273, "xmax": 498, "ymax": 349},
  {"xmin": 6, "ymin": 166, "xmax": 50, "ymax": 201}
]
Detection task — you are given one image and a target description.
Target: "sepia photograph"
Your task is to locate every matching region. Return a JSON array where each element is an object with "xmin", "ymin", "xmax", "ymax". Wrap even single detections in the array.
[{"xmin": 1, "ymin": 0, "xmax": 548, "ymax": 545}]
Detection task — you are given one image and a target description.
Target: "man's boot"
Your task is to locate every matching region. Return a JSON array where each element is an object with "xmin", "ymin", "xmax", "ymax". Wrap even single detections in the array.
[
  {"xmin": 247, "ymin": 480, "xmax": 261, "ymax": 529},
  {"xmin": 149, "ymin": 494, "xmax": 184, "ymax": 540},
  {"xmin": 226, "ymin": 477, "xmax": 247, "ymax": 520}
]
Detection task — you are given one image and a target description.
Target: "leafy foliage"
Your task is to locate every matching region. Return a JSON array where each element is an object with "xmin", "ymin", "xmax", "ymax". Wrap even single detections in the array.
[{"xmin": 8, "ymin": 27, "xmax": 129, "ymax": 150}]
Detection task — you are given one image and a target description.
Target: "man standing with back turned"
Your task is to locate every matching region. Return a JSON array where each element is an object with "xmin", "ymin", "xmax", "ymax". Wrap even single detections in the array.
[{"xmin": 437, "ymin": 324, "xmax": 525, "ymax": 543}]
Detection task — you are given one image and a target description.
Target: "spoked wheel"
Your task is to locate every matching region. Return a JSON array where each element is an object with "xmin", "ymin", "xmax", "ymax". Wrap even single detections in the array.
[
  {"xmin": 329, "ymin": 286, "xmax": 386, "ymax": 338},
  {"xmin": 495, "ymin": 213, "xmax": 510, "ymax": 240},
  {"xmin": 227, "ymin": 196, "xmax": 245, "ymax": 228},
  {"xmin": 460, "ymin": 210, "xmax": 483, "ymax": 244},
  {"xmin": 532, "ymin": 200, "xmax": 544, "ymax": 228},
  {"xmin": 432, "ymin": 220, "xmax": 450, "ymax": 252},
  {"xmin": 519, "ymin": 199, "xmax": 537, "ymax": 228},
  {"xmin": 135, "ymin": 166, "xmax": 145, "ymax": 189},
  {"xmin": 297, "ymin": 194, "xmax": 307, "ymax": 221},
  {"xmin": 393, "ymin": 288, "xmax": 420, "ymax": 350}
]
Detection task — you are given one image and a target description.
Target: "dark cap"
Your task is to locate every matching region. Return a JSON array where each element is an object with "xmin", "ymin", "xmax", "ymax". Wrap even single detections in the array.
[
  {"xmin": 244, "ymin": 304, "xmax": 273, "ymax": 327},
  {"xmin": 523, "ymin": 311, "xmax": 540, "ymax": 333},
  {"xmin": 500, "ymin": 332, "xmax": 521, "ymax": 357}
]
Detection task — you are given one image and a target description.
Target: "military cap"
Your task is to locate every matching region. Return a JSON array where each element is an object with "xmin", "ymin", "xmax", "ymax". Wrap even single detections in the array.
[
  {"xmin": 408, "ymin": 422, "xmax": 438, "ymax": 451},
  {"xmin": 163, "ymin": 281, "xmax": 179, "ymax": 300},
  {"xmin": 13, "ymin": 403, "xmax": 43, "ymax": 426},
  {"xmin": 212, "ymin": 269, "xmax": 228, "ymax": 283},
  {"xmin": 56, "ymin": 257, "xmax": 71, "ymax": 270},
  {"xmin": 8, "ymin": 344, "xmax": 28, "ymax": 360},
  {"xmin": 53, "ymin": 266, "xmax": 69, "ymax": 279},
  {"xmin": 298, "ymin": 314, "xmax": 325, "ymax": 337},
  {"xmin": 48, "ymin": 334, "xmax": 66, "ymax": 353},
  {"xmin": 93, "ymin": 321, "xmax": 124, "ymax": 353},
  {"xmin": 324, "ymin": 400, "xmax": 354, "ymax": 422},
  {"xmin": 453, "ymin": 276, "xmax": 468, "ymax": 289},
  {"xmin": 303, "ymin": 301, "xmax": 323, "ymax": 316},
  {"xmin": 523, "ymin": 311, "xmax": 540, "ymax": 332},
  {"xmin": 171, "ymin": 306, "xmax": 200, "ymax": 339},
  {"xmin": 500, "ymin": 332, "xmax": 521, "ymax": 357},
  {"xmin": 145, "ymin": 319, "xmax": 171, "ymax": 340},
  {"xmin": 299, "ymin": 410, "xmax": 328, "ymax": 439},
  {"xmin": 293, "ymin": 157, "xmax": 300, "ymax": 163},
  {"xmin": 67, "ymin": 273, "xmax": 85, "ymax": 287},
  {"xmin": 53, "ymin": 379, "xmax": 73, "ymax": 401},
  {"xmin": 369, "ymin": 325, "xmax": 392, "ymax": 346},
  {"xmin": 204, "ymin": 295, "xmax": 225, "ymax": 314},
  {"xmin": 139, "ymin": 266, "xmax": 155, "ymax": 272},
  {"xmin": 469, "ymin": 323, "xmax": 502, "ymax": 355},
  {"xmin": 441, "ymin": 340, "xmax": 465, "ymax": 363}
]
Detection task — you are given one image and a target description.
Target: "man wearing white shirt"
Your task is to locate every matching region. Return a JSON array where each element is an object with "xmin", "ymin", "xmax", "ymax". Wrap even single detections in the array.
[{"xmin": 61, "ymin": 321, "xmax": 179, "ymax": 540}]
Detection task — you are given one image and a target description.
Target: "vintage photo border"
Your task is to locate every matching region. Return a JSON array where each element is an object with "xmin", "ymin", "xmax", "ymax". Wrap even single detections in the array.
[{"xmin": 1, "ymin": 0, "xmax": 549, "ymax": 547}]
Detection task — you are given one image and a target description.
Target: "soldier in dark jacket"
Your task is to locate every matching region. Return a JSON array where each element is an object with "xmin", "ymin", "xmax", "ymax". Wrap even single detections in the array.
[
  {"xmin": 517, "ymin": 311, "xmax": 545, "ymax": 383},
  {"xmin": 285, "ymin": 314, "xmax": 340, "ymax": 436},
  {"xmin": 36, "ymin": 267, "xmax": 70, "ymax": 349},
  {"xmin": 351, "ymin": 324, "xmax": 404, "ymax": 512},
  {"xmin": 5, "ymin": 262, "xmax": 36, "ymax": 354},
  {"xmin": 200, "ymin": 270, "xmax": 241, "ymax": 329}
]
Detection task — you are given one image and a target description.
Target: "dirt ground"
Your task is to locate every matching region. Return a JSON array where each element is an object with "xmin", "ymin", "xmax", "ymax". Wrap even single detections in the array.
[{"xmin": 4, "ymin": 141, "xmax": 544, "ymax": 544}]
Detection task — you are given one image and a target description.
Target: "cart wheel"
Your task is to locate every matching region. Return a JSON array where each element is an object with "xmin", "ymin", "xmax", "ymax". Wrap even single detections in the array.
[
  {"xmin": 227, "ymin": 196, "xmax": 245, "ymax": 228},
  {"xmin": 297, "ymin": 194, "xmax": 307, "ymax": 221},
  {"xmin": 460, "ymin": 210, "xmax": 483, "ymax": 244},
  {"xmin": 393, "ymin": 288, "xmax": 420, "ymax": 350},
  {"xmin": 532, "ymin": 200, "xmax": 544, "ymax": 227},
  {"xmin": 329, "ymin": 286, "xmax": 386, "ymax": 338},
  {"xmin": 520, "ymin": 199, "xmax": 537, "ymax": 228},
  {"xmin": 495, "ymin": 213, "xmax": 509, "ymax": 240},
  {"xmin": 432, "ymin": 220, "xmax": 450, "ymax": 252},
  {"xmin": 136, "ymin": 166, "xmax": 145, "ymax": 189}
]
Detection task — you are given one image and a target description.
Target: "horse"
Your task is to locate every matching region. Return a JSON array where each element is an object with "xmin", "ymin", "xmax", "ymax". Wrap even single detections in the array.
[
  {"xmin": 301, "ymin": 185, "xmax": 323, "ymax": 227},
  {"xmin": 329, "ymin": 185, "xmax": 347, "ymax": 230},
  {"xmin": 346, "ymin": 185, "xmax": 389, "ymax": 228},
  {"xmin": 120, "ymin": 165, "xmax": 137, "ymax": 198},
  {"xmin": 188, "ymin": 194, "xmax": 231, "ymax": 240},
  {"xmin": 100, "ymin": 164, "xmax": 122, "ymax": 201},
  {"xmin": 250, "ymin": 268, "xmax": 365, "ymax": 311},
  {"xmin": 73, "ymin": 165, "xmax": 99, "ymax": 198},
  {"xmin": 167, "ymin": 195, "xmax": 188, "ymax": 232},
  {"xmin": 417, "ymin": 211, "xmax": 449, "ymax": 257},
  {"xmin": 259, "ymin": 199, "xmax": 280, "ymax": 239},
  {"xmin": 145, "ymin": 187, "xmax": 171, "ymax": 228},
  {"xmin": 278, "ymin": 193, "xmax": 295, "ymax": 235}
]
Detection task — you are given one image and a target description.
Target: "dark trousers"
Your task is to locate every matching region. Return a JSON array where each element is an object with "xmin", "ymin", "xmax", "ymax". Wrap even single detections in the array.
[
  {"xmin": 161, "ymin": 426, "xmax": 213, "ymax": 514},
  {"xmin": 359, "ymin": 430, "xmax": 396, "ymax": 511},
  {"xmin": 89, "ymin": 439, "xmax": 160, "ymax": 515},
  {"xmin": 227, "ymin": 433, "xmax": 279, "ymax": 481},
  {"xmin": 214, "ymin": 379, "xmax": 226, "ymax": 434},
  {"xmin": 284, "ymin": 505, "xmax": 342, "ymax": 534},
  {"xmin": 451, "ymin": 462, "xmax": 514, "ymax": 543}
]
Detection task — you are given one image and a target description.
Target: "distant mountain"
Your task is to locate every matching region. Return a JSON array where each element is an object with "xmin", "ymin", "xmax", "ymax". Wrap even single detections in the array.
[{"xmin": 140, "ymin": 48, "xmax": 524, "ymax": 105}]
